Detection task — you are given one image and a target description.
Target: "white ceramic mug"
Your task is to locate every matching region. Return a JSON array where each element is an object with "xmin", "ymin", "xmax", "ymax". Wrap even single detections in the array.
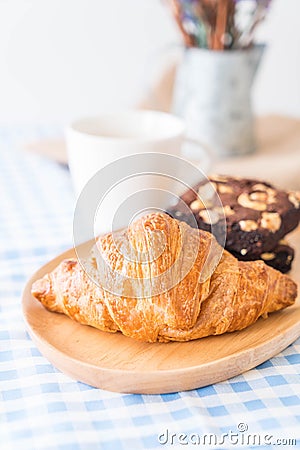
[{"xmin": 66, "ymin": 110, "xmax": 211, "ymax": 234}]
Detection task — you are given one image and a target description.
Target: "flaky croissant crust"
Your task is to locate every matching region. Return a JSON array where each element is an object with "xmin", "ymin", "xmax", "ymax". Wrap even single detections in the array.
[{"xmin": 32, "ymin": 213, "xmax": 297, "ymax": 342}]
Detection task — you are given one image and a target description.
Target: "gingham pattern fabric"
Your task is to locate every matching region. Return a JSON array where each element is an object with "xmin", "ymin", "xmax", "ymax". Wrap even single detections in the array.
[{"xmin": 0, "ymin": 127, "xmax": 299, "ymax": 450}]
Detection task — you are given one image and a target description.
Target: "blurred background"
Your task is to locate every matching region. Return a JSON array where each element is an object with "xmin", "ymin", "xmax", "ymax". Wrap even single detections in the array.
[{"xmin": 0, "ymin": 0, "xmax": 299, "ymax": 126}]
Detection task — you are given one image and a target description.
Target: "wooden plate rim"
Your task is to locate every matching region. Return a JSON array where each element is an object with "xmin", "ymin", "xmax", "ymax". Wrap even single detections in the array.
[{"xmin": 22, "ymin": 238, "xmax": 300, "ymax": 393}]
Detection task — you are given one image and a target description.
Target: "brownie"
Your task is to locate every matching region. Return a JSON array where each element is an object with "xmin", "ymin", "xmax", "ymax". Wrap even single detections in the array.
[
  {"xmin": 231, "ymin": 240, "xmax": 295, "ymax": 273},
  {"xmin": 166, "ymin": 175, "xmax": 300, "ymax": 268}
]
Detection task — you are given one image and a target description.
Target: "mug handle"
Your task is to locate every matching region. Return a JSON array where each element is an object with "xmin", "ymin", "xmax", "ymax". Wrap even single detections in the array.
[{"xmin": 182, "ymin": 136, "xmax": 214, "ymax": 175}]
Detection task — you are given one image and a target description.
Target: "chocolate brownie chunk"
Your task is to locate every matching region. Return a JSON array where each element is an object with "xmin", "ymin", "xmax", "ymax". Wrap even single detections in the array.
[
  {"xmin": 166, "ymin": 175, "xmax": 300, "ymax": 260},
  {"xmin": 231, "ymin": 240, "xmax": 295, "ymax": 273}
]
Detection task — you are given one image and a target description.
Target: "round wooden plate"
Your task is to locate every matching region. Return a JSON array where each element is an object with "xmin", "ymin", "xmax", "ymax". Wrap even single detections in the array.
[{"xmin": 22, "ymin": 232, "xmax": 300, "ymax": 394}]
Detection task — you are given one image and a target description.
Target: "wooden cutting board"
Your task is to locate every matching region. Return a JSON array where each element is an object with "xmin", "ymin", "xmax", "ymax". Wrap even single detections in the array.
[{"xmin": 22, "ymin": 230, "xmax": 300, "ymax": 394}]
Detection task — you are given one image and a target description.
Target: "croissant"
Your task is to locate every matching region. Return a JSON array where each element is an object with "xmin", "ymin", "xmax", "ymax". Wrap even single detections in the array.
[{"xmin": 32, "ymin": 213, "xmax": 297, "ymax": 342}]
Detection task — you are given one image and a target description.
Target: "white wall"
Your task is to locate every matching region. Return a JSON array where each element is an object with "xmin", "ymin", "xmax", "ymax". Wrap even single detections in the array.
[
  {"xmin": 253, "ymin": 0, "xmax": 300, "ymax": 117},
  {"xmin": 0, "ymin": 0, "xmax": 299, "ymax": 125}
]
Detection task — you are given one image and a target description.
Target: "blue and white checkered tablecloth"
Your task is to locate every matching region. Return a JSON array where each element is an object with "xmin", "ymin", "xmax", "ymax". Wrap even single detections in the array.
[{"xmin": 0, "ymin": 127, "xmax": 299, "ymax": 450}]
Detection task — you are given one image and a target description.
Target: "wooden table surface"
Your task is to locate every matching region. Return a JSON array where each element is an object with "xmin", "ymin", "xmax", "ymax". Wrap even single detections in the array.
[
  {"xmin": 24, "ymin": 115, "xmax": 300, "ymax": 191},
  {"xmin": 214, "ymin": 115, "xmax": 300, "ymax": 190}
]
